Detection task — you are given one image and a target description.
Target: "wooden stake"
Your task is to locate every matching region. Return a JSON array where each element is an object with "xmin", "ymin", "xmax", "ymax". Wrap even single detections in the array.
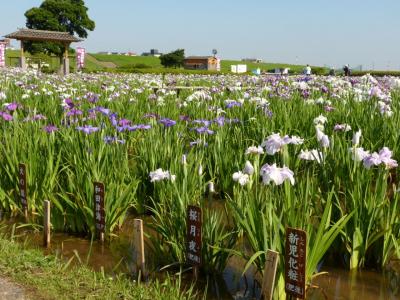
[
  {"xmin": 99, "ymin": 232, "xmax": 104, "ymax": 243},
  {"xmin": 43, "ymin": 200, "xmax": 51, "ymax": 248},
  {"xmin": 193, "ymin": 265, "xmax": 199, "ymax": 280},
  {"xmin": 261, "ymin": 250, "xmax": 279, "ymax": 300},
  {"xmin": 133, "ymin": 219, "xmax": 146, "ymax": 277}
]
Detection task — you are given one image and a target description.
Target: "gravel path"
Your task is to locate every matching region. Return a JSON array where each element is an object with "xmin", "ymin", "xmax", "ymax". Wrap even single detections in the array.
[{"xmin": 0, "ymin": 277, "xmax": 27, "ymax": 300}]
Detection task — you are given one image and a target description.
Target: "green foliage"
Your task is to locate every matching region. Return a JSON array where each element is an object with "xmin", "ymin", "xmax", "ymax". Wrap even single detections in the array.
[
  {"xmin": 0, "ymin": 236, "xmax": 199, "ymax": 299},
  {"xmin": 160, "ymin": 49, "xmax": 185, "ymax": 68},
  {"xmin": 24, "ymin": 0, "xmax": 95, "ymax": 57}
]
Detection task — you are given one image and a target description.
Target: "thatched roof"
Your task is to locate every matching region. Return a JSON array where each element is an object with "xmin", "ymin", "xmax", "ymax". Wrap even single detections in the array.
[{"xmin": 4, "ymin": 28, "xmax": 82, "ymax": 43}]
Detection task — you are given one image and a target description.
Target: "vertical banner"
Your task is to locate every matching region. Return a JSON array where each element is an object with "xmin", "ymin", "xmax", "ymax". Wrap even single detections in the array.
[
  {"xmin": 76, "ymin": 47, "xmax": 86, "ymax": 70},
  {"xmin": 216, "ymin": 57, "xmax": 221, "ymax": 72},
  {"xmin": 0, "ymin": 43, "xmax": 5, "ymax": 67},
  {"xmin": 285, "ymin": 227, "xmax": 307, "ymax": 299},
  {"xmin": 186, "ymin": 205, "xmax": 202, "ymax": 266},
  {"xmin": 93, "ymin": 182, "xmax": 105, "ymax": 241},
  {"xmin": 18, "ymin": 163, "xmax": 28, "ymax": 215}
]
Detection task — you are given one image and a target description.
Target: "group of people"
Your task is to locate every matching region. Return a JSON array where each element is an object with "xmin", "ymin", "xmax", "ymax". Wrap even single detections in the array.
[{"xmin": 303, "ymin": 64, "xmax": 352, "ymax": 76}]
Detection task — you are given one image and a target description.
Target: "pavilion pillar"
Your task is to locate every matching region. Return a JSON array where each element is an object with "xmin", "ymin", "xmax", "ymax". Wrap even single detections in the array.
[
  {"xmin": 20, "ymin": 40, "xmax": 26, "ymax": 70},
  {"xmin": 63, "ymin": 44, "xmax": 70, "ymax": 75}
]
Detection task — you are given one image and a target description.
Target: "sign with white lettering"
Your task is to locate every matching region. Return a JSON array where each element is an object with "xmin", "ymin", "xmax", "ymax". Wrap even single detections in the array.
[
  {"xmin": 186, "ymin": 205, "xmax": 202, "ymax": 266},
  {"xmin": 76, "ymin": 47, "xmax": 86, "ymax": 69},
  {"xmin": 93, "ymin": 182, "xmax": 105, "ymax": 240},
  {"xmin": 285, "ymin": 227, "xmax": 307, "ymax": 299},
  {"xmin": 0, "ymin": 43, "xmax": 5, "ymax": 67}
]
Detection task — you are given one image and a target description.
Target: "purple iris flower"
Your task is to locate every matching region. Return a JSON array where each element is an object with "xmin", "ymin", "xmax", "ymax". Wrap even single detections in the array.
[
  {"xmin": 179, "ymin": 115, "xmax": 191, "ymax": 122},
  {"xmin": 43, "ymin": 125, "xmax": 58, "ymax": 133},
  {"xmin": 66, "ymin": 108, "xmax": 83, "ymax": 116},
  {"xmin": 159, "ymin": 118, "xmax": 176, "ymax": 127},
  {"xmin": 135, "ymin": 124, "xmax": 152, "ymax": 130},
  {"xmin": 194, "ymin": 127, "xmax": 214, "ymax": 135},
  {"xmin": 119, "ymin": 119, "xmax": 131, "ymax": 126},
  {"xmin": 226, "ymin": 101, "xmax": 242, "ymax": 109},
  {"xmin": 96, "ymin": 107, "xmax": 110, "ymax": 116},
  {"xmin": 76, "ymin": 125, "xmax": 100, "ymax": 134},
  {"xmin": 64, "ymin": 98, "xmax": 74, "ymax": 109},
  {"xmin": 5, "ymin": 102, "xmax": 21, "ymax": 111},
  {"xmin": 32, "ymin": 114, "xmax": 47, "ymax": 120},
  {"xmin": 214, "ymin": 116, "xmax": 225, "ymax": 126},
  {"xmin": 86, "ymin": 93, "xmax": 99, "ymax": 103},
  {"xmin": 0, "ymin": 112, "xmax": 13, "ymax": 121},
  {"xmin": 109, "ymin": 113, "xmax": 118, "ymax": 127}
]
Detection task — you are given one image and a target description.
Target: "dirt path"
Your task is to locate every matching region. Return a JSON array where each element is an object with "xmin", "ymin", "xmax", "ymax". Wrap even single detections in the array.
[
  {"xmin": 0, "ymin": 277, "xmax": 28, "ymax": 300},
  {"xmin": 86, "ymin": 54, "xmax": 117, "ymax": 69}
]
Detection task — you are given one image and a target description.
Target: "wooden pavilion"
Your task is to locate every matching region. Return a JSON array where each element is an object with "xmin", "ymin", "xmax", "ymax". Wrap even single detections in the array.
[{"xmin": 4, "ymin": 28, "xmax": 82, "ymax": 75}]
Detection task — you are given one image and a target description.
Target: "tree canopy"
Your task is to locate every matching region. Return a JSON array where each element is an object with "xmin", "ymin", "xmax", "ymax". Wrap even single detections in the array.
[
  {"xmin": 24, "ymin": 0, "xmax": 95, "ymax": 57},
  {"xmin": 159, "ymin": 49, "xmax": 185, "ymax": 68}
]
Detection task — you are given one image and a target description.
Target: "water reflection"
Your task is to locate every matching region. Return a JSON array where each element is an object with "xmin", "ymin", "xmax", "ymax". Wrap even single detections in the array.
[{"xmin": 1, "ymin": 216, "xmax": 399, "ymax": 300}]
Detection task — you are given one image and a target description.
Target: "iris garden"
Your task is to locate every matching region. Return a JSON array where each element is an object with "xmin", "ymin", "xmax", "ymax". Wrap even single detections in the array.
[{"xmin": 0, "ymin": 68, "xmax": 399, "ymax": 298}]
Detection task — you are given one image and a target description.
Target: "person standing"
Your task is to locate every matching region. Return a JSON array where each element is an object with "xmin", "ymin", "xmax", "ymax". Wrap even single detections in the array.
[
  {"xmin": 343, "ymin": 64, "xmax": 350, "ymax": 76},
  {"xmin": 305, "ymin": 64, "xmax": 311, "ymax": 75}
]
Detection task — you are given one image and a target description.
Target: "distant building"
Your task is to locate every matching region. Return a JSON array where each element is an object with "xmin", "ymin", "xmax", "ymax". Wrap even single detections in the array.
[
  {"xmin": 231, "ymin": 64, "xmax": 247, "ymax": 73},
  {"xmin": 184, "ymin": 56, "xmax": 220, "ymax": 71},
  {"xmin": 142, "ymin": 49, "xmax": 162, "ymax": 57},
  {"xmin": 242, "ymin": 58, "xmax": 262, "ymax": 63}
]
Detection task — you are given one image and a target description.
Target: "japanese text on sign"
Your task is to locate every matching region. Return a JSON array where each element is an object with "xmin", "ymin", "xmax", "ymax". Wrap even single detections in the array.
[
  {"xmin": 0, "ymin": 43, "xmax": 5, "ymax": 67},
  {"xmin": 76, "ymin": 47, "xmax": 86, "ymax": 69},
  {"xmin": 93, "ymin": 182, "xmax": 105, "ymax": 235},
  {"xmin": 186, "ymin": 205, "xmax": 202, "ymax": 266},
  {"xmin": 285, "ymin": 227, "xmax": 307, "ymax": 299},
  {"xmin": 19, "ymin": 163, "xmax": 28, "ymax": 209}
]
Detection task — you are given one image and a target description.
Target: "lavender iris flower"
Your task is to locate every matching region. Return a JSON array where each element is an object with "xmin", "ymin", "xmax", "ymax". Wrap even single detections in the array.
[
  {"xmin": 159, "ymin": 118, "xmax": 176, "ymax": 127},
  {"xmin": 214, "ymin": 116, "xmax": 226, "ymax": 126},
  {"xmin": 194, "ymin": 127, "xmax": 214, "ymax": 135},
  {"xmin": 66, "ymin": 108, "xmax": 83, "ymax": 117},
  {"xmin": 5, "ymin": 102, "xmax": 20, "ymax": 111},
  {"xmin": 226, "ymin": 101, "xmax": 242, "ymax": 109},
  {"xmin": 119, "ymin": 119, "xmax": 131, "ymax": 126},
  {"xmin": 43, "ymin": 125, "xmax": 58, "ymax": 133},
  {"xmin": 0, "ymin": 112, "xmax": 13, "ymax": 121},
  {"xmin": 76, "ymin": 125, "xmax": 100, "ymax": 134},
  {"xmin": 96, "ymin": 107, "xmax": 110, "ymax": 115}
]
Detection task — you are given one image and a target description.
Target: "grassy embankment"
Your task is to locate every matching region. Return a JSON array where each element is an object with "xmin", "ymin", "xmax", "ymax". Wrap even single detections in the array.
[
  {"xmin": 91, "ymin": 53, "xmax": 313, "ymax": 74},
  {"xmin": 7, "ymin": 50, "xmax": 400, "ymax": 76},
  {"xmin": 5, "ymin": 49, "xmax": 315, "ymax": 74},
  {"xmin": 0, "ymin": 235, "xmax": 198, "ymax": 300}
]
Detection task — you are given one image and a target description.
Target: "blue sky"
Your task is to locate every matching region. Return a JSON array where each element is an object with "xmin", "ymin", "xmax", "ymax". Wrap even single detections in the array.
[{"xmin": 2, "ymin": 0, "xmax": 400, "ymax": 70}]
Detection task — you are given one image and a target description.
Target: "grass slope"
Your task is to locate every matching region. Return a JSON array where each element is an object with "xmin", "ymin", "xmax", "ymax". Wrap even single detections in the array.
[{"xmin": 0, "ymin": 237, "xmax": 198, "ymax": 300}]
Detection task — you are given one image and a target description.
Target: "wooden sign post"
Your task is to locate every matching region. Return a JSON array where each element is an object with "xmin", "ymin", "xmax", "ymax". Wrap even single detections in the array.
[
  {"xmin": 93, "ymin": 182, "xmax": 105, "ymax": 243},
  {"xmin": 186, "ymin": 205, "xmax": 202, "ymax": 279},
  {"xmin": 285, "ymin": 227, "xmax": 307, "ymax": 299},
  {"xmin": 261, "ymin": 250, "xmax": 279, "ymax": 300},
  {"xmin": 18, "ymin": 163, "xmax": 28, "ymax": 219},
  {"xmin": 43, "ymin": 200, "xmax": 51, "ymax": 248},
  {"xmin": 133, "ymin": 219, "xmax": 146, "ymax": 277}
]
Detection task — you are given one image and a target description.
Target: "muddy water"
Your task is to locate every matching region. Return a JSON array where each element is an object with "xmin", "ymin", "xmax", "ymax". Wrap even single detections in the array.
[{"xmin": 1, "ymin": 216, "xmax": 400, "ymax": 299}]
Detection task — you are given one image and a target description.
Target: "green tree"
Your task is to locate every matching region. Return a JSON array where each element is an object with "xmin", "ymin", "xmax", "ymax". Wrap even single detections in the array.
[
  {"xmin": 24, "ymin": 0, "xmax": 95, "ymax": 57},
  {"xmin": 159, "ymin": 49, "xmax": 185, "ymax": 68}
]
